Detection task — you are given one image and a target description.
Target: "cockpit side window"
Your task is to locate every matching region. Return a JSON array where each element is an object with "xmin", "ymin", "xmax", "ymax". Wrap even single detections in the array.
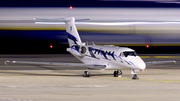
[{"xmin": 122, "ymin": 51, "xmax": 137, "ymax": 57}]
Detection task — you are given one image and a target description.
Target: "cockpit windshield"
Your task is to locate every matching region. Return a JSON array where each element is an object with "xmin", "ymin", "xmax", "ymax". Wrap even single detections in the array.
[{"xmin": 121, "ymin": 51, "xmax": 137, "ymax": 57}]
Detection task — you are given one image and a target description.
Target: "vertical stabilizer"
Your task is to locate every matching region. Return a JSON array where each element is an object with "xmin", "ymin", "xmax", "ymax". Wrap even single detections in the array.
[
  {"xmin": 35, "ymin": 17, "xmax": 89, "ymax": 47},
  {"xmin": 64, "ymin": 17, "xmax": 82, "ymax": 47}
]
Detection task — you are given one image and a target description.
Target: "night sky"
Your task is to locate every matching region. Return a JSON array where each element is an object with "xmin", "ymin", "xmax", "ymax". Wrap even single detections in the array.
[{"xmin": 1, "ymin": 0, "xmax": 180, "ymax": 7}]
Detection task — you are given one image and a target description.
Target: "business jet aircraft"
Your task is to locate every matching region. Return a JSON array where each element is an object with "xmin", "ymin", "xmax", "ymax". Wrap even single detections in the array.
[{"xmin": 5, "ymin": 17, "xmax": 176, "ymax": 80}]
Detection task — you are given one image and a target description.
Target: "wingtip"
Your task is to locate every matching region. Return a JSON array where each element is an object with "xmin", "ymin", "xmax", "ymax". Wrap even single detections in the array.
[
  {"xmin": 4, "ymin": 60, "xmax": 10, "ymax": 65},
  {"xmin": 4, "ymin": 61, "xmax": 7, "ymax": 65}
]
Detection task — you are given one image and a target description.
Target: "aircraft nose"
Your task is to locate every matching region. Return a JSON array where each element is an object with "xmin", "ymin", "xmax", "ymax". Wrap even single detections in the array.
[
  {"xmin": 129, "ymin": 58, "xmax": 146, "ymax": 69},
  {"xmin": 137, "ymin": 61, "xmax": 146, "ymax": 70}
]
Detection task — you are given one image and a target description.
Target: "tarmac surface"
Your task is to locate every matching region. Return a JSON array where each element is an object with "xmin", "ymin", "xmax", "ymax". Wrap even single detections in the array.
[{"xmin": 0, "ymin": 54, "xmax": 180, "ymax": 101}]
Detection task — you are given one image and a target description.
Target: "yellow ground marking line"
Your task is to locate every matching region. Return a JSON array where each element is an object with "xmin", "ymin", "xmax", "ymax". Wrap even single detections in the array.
[
  {"xmin": 1, "ymin": 70, "xmax": 180, "ymax": 83},
  {"xmin": 94, "ymin": 76, "xmax": 180, "ymax": 83}
]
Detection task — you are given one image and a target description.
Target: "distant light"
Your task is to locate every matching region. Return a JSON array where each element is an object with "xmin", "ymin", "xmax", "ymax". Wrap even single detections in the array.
[
  {"xmin": 69, "ymin": 6, "xmax": 73, "ymax": 9},
  {"xmin": 50, "ymin": 45, "xmax": 53, "ymax": 48},
  {"xmin": 146, "ymin": 44, "xmax": 149, "ymax": 48},
  {"xmin": 139, "ymin": 69, "xmax": 143, "ymax": 71}
]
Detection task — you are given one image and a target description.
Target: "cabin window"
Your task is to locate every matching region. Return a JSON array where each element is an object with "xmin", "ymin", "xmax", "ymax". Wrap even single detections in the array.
[
  {"xmin": 94, "ymin": 49, "xmax": 98, "ymax": 54},
  {"xmin": 108, "ymin": 51, "xmax": 111, "ymax": 55},
  {"xmin": 105, "ymin": 51, "xmax": 108, "ymax": 55},
  {"xmin": 101, "ymin": 51, "xmax": 105, "ymax": 55},
  {"xmin": 120, "ymin": 53, "xmax": 122, "ymax": 56},
  {"xmin": 122, "ymin": 51, "xmax": 137, "ymax": 57},
  {"xmin": 98, "ymin": 50, "xmax": 101, "ymax": 54}
]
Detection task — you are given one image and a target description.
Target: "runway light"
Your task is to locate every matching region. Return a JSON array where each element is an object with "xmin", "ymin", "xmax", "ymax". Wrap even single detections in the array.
[
  {"xmin": 50, "ymin": 45, "xmax": 53, "ymax": 48},
  {"xmin": 69, "ymin": 6, "xmax": 73, "ymax": 9},
  {"xmin": 146, "ymin": 44, "xmax": 149, "ymax": 48}
]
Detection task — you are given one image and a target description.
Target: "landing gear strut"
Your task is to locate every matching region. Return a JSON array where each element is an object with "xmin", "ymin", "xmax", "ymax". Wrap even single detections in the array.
[
  {"xmin": 132, "ymin": 69, "xmax": 139, "ymax": 80},
  {"xmin": 84, "ymin": 68, "xmax": 91, "ymax": 77},
  {"xmin": 113, "ymin": 70, "xmax": 122, "ymax": 77}
]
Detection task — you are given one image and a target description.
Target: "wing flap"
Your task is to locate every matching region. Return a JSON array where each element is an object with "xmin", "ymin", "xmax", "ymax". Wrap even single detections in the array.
[
  {"xmin": 145, "ymin": 60, "xmax": 176, "ymax": 65},
  {"xmin": 5, "ymin": 60, "xmax": 106, "ymax": 70}
]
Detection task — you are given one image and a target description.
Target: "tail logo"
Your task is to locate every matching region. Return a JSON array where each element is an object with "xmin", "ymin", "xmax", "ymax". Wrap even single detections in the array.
[{"xmin": 67, "ymin": 33, "xmax": 78, "ymax": 44}]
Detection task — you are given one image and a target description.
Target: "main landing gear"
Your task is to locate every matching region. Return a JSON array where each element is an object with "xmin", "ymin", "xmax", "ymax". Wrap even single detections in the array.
[
  {"xmin": 84, "ymin": 68, "xmax": 91, "ymax": 77},
  {"xmin": 132, "ymin": 69, "xmax": 139, "ymax": 80},
  {"xmin": 113, "ymin": 70, "xmax": 122, "ymax": 77}
]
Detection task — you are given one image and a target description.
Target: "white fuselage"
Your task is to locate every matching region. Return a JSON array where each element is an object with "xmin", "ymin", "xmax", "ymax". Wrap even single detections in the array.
[{"xmin": 67, "ymin": 45, "xmax": 146, "ymax": 70}]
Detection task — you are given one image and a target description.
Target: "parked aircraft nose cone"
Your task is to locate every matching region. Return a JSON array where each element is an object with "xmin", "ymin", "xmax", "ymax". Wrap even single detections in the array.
[
  {"xmin": 129, "ymin": 58, "xmax": 146, "ymax": 70},
  {"xmin": 137, "ymin": 61, "xmax": 146, "ymax": 70}
]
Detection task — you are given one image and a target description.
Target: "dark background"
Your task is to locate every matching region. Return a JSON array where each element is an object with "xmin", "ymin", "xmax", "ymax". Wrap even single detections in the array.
[
  {"xmin": 1, "ymin": 0, "xmax": 180, "ymax": 54},
  {"xmin": 1, "ymin": 0, "xmax": 180, "ymax": 7}
]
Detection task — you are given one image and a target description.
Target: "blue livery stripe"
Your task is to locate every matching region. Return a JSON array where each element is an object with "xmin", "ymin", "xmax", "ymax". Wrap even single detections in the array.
[
  {"xmin": 67, "ymin": 33, "xmax": 78, "ymax": 44},
  {"xmin": 71, "ymin": 47, "xmax": 79, "ymax": 52},
  {"xmin": 129, "ymin": 61, "xmax": 135, "ymax": 66}
]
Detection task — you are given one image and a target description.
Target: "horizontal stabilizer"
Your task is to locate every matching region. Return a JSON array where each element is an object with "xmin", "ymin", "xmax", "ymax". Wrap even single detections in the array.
[
  {"xmin": 34, "ymin": 18, "xmax": 90, "ymax": 21},
  {"xmin": 34, "ymin": 18, "xmax": 70, "ymax": 21},
  {"xmin": 35, "ymin": 22, "xmax": 65, "ymax": 24},
  {"xmin": 75, "ymin": 18, "xmax": 90, "ymax": 21}
]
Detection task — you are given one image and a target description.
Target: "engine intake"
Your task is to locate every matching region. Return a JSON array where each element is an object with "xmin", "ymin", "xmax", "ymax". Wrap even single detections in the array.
[{"xmin": 79, "ymin": 46, "xmax": 87, "ymax": 55}]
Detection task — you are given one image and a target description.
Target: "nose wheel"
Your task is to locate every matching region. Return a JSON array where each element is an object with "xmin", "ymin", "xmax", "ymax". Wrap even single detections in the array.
[
  {"xmin": 132, "ymin": 74, "xmax": 139, "ymax": 80},
  {"xmin": 113, "ymin": 70, "xmax": 122, "ymax": 77},
  {"xmin": 132, "ymin": 69, "xmax": 139, "ymax": 80}
]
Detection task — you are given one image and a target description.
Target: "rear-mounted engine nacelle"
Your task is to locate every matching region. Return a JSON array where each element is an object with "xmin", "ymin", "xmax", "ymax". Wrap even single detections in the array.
[{"xmin": 79, "ymin": 46, "xmax": 87, "ymax": 55}]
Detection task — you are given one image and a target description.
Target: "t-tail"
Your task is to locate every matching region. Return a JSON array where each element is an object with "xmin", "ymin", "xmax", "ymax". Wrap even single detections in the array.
[
  {"xmin": 65, "ymin": 17, "xmax": 82, "ymax": 47},
  {"xmin": 35, "ymin": 17, "xmax": 89, "ymax": 47}
]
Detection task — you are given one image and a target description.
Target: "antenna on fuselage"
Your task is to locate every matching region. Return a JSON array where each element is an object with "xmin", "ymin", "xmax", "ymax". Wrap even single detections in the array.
[
  {"xmin": 92, "ymin": 41, "xmax": 95, "ymax": 46},
  {"xmin": 86, "ymin": 41, "xmax": 88, "ymax": 45}
]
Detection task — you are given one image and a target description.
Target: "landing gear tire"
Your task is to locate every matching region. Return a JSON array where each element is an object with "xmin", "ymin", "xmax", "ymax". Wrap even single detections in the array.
[
  {"xmin": 132, "ymin": 74, "xmax": 139, "ymax": 80},
  {"xmin": 114, "ymin": 71, "xmax": 118, "ymax": 77},
  {"xmin": 118, "ymin": 70, "xmax": 122, "ymax": 75},
  {"xmin": 114, "ymin": 70, "xmax": 122, "ymax": 77},
  {"xmin": 84, "ymin": 71, "xmax": 90, "ymax": 77}
]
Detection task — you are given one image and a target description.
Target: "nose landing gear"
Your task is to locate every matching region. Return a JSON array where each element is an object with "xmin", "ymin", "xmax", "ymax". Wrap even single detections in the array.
[
  {"xmin": 131, "ymin": 69, "xmax": 139, "ymax": 80},
  {"xmin": 132, "ymin": 74, "xmax": 139, "ymax": 80}
]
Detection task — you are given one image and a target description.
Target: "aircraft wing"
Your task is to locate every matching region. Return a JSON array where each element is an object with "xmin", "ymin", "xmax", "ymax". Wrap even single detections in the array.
[
  {"xmin": 5, "ymin": 60, "xmax": 106, "ymax": 70},
  {"xmin": 145, "ymin": 60, "xmax": 176, "ymax": 65}
]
